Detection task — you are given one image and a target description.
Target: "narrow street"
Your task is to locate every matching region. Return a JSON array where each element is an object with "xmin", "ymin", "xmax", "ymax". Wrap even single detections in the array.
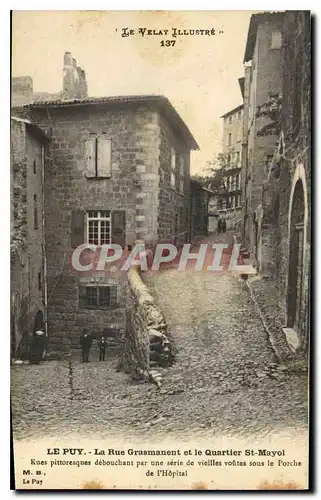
[{"xmin": 11, "ymin": 234, "xmax": 308, "ymax": 442}]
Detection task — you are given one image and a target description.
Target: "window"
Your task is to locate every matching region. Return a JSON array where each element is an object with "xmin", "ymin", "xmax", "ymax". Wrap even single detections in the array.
[
  {"xmin": 266, "ymin": 154, "xmax": 274, "ymax": 175},
  {"xmin": 87, "ymin": 210, "xmax": 111, "ymax": 245},
  {"xmin": 271, "ymin": 31, "xmax": 282, "ymax": 49},
  {"xmin": 237, "ymin": 173, "xmax": 241, "ymax": 189},
  {"xmin": 38, "ymin": 272, "xmax": 42, "ymax": 291},
  {"xmin": 228, "ymin": 116, "xmax": 232, "ymax": 124},
  {"xmin": 34, "ymin": 194, "xmax": 38, "ymax": 230},
  {"xmin": 179, "ymin": 155, "xmax": 185, "ymax": 193},
  {"xmin": 85, "ymin": 137, "xmax": 112, "ymax": 178},
  {"xmin": 33, "ymin": 160, "xmax": 36, "ymax": 174},
  {"xmin": 170, "ymin": 148, "xmax": 176, "ymax": 189},
  {"xmin": 79, "ymin": 285, "xmax": 117, "ymax": 309},
  {"xmin": 228, "ymin": 133, "xmax": 232, "ymax": 147},
  {"xmin": 236, "ymin": 151, "xmax": 240, "ymax": 165}
]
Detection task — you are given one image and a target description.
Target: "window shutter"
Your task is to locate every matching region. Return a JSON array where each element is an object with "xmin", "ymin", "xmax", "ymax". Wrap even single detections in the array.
[
  {"xmin": 79, "ymin": 286, "xmax": 87, "ymax": 309},
  {"xmin": 110, "ymin": 286, "xmax": 118, "ymax": 308},
  {"xmin": 84, "ymin": 138, "xmax": 96, "ymax": 178},
  {"xmin": 111, "ymin": 210, "xmax": 126, "ymax": 247},
  {"xmin": 71, "ymin": 210, "xmax": 85, "ymax": 247},
  {"xmin": 97, "ymin": 137, "xmax": 112, "ymax": 178}
]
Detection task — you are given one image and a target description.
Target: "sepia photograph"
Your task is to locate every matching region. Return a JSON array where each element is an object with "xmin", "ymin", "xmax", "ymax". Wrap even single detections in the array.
[{"xmin": 10, "ymin": 9, "xmax": 311, "ymax": 490}]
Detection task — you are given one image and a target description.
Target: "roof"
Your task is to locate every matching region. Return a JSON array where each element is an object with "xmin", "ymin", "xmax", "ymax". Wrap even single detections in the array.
[
  {"xmin": 11, "ymin": 115, "xmax": 49, "ymax": 141},
  {"xmin": 25, "ymin": 94, "xmax": 199, "ymax": 150},
  {"xmin": 220, "ymin": 104, "xmax": 244, "ymax": 119},
  {"xmin": 244, "ymin": 11, "xmax": 285, "ymax": 63}
]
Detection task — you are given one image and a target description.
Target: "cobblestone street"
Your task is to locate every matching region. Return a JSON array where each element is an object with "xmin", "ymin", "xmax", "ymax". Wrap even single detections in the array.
[{"xmin": 11, "ymin": 234, "xmax": 308, "ymax": 442}]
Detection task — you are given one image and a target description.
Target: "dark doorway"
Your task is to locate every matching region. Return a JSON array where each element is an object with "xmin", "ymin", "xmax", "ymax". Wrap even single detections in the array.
[
  {"xmin": 287, "ymin": 180, "xmax": 305, "ymax": 334},
  {"xmin": 34, "ymin": 310, "xmax": 44, "ymax": 333}
]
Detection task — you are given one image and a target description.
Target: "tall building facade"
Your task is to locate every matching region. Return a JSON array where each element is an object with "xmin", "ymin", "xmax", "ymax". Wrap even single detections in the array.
[
  {"xmin": 11, "ymin": 117, "xmax": 48, "ymax": 358},
  {"xmin": 241, "ymin": 11, "xmax": 311, "ymax": 351},
  {"xmin": 218, "ymin": 104, "xmax": 243, "ymax": 231},
  {"xmin": 241, "ymin": 12, "xmax": 285, "ymax": 267}
]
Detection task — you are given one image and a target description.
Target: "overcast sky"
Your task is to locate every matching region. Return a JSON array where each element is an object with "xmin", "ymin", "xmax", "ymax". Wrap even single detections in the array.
[{"xmin": 12, "ymin": 10, "xmax": 256, "ymax": 175}]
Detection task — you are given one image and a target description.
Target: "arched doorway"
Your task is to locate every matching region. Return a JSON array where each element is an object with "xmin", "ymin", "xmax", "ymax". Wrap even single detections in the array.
[{"xmin": 287, "ymin": 179, "xmax": 305, "ymax": 334}]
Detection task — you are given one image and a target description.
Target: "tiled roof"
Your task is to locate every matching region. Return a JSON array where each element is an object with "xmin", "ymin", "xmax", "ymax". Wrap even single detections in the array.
[{"xmin": 25, "ymin": 95, "xmax": 199, "ymax": 149}]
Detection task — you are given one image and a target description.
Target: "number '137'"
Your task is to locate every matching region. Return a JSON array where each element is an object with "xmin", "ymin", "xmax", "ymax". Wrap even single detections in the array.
[{"xmin": 160, "ymin": 40, "xmax": 176, "ymax": 47}]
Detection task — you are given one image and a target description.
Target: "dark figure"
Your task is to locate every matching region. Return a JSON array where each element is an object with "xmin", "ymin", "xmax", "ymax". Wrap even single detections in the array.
[
  {"xmin": 99, "ymin": 336, "xmax": 107, "ymax": 361},
  {"xmin": 29, "ymin": 330, "xmax": 45, "ymax": 364},
  {"xmin": 80, "ymin": 330, "xmax": 93, "ymax": 363},
  {"xmin": 222, "ymin": 219, "xmax": 227, "ymax": 233}
]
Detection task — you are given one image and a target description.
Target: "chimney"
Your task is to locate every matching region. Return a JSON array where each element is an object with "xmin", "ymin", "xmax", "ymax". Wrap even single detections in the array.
[
  {"xmin": 11, "ymin": 76, "xmax": 33, "ymax": 107},
  {"xmin": 63, "ymin": 52, "xmax": 88, "ymax": 100}
]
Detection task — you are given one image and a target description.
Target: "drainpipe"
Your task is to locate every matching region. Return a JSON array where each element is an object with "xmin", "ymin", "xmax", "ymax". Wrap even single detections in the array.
[{"xmin": 41, "ymin": 143, "xmax": 48, "ymax": 358}]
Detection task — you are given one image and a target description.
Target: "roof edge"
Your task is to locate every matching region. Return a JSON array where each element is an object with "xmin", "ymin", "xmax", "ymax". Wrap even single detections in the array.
[
  {"xmin": 25, "ymin": 94, "xmax": 199, "ymax": 150},
  {"xmin": 220, "ymin": 104, "xmax": 244, "ymax": 119}
]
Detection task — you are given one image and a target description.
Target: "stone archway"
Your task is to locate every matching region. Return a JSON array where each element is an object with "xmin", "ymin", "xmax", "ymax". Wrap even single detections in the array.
[{"xmin": 287, "ymin": 179, "xmax": 305, "ymax": 334}]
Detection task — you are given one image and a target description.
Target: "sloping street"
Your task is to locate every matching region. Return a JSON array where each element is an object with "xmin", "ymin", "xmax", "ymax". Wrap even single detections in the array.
[{"xmin": 11, "ymin": 234, "xmax": 308, "ymax": 442}]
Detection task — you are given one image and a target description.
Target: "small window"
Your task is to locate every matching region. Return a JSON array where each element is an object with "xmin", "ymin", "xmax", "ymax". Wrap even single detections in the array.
[
  {"xmin": 271, "ymin": 31, "xmax": 282, "ymax": 49},
  {"xmin": 236, "ymin": 151, "xmax": 240, "ymax": 164},
  {"xmin": 80, "ymin": 285, "xmax": 117, "ymax": 309},
  {"xmin": 87, "ymin": 210, "xmax": 111, "ymax": 245},
  {"xmin": 38, "ymin": 272, "xmax": 42, "ymax": 291},
  {"xmin": 266, "ymin": 154, "xmax": 274, "ymax": 174},
  {"xmin": 228, "ymin": 116, "xmax": 232, "ymax": 124},
  {"xmin": 33, "ymin": 160, "xmax": 36, "ymax": 174},
  {"xmin": 170, "ymin": 148, "xmax": 176, "ymax": 189},
  {"xmin": 34, "ymin": 194, "xmax": 38, "ymax": 230},
  {"xmin": 228, "ymin": 133, "xmax": 232, "ymax": 147},
  {"xmin": 179, "ymin": 155, "xmax": 185, "ymax": 193}
]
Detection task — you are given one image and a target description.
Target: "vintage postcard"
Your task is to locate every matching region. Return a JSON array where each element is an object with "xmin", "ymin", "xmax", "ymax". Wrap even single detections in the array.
[{"xmin": 10, "ymin": 10, "xmax": 311, "ymax": 491}]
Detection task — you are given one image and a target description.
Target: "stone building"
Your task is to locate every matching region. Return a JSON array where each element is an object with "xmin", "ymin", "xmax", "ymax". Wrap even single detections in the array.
[
  {"xmin": 240, "ymin": 11, "xmax": 311, "ymax": 351},
  {"xmin": 190, "ymin": 180, "xmax": 212, "ymax": 238},
  {"xmin": 219, "ymin": 104, "xmax": 243, "ymax": 231},
  {"xmin": 261, "ymin": 11, "xmax": 311, "ymax": 350},
  {"xmin": 241, "ymin": 12, "xmax": 285, "ymax": 265},
  {"xmin": 17, "ymin": 94, "xmax": 198, "ymax": 353},
  {"xmin": 11, "ymin": 116, "xmax": 48, "ymax": 358}
]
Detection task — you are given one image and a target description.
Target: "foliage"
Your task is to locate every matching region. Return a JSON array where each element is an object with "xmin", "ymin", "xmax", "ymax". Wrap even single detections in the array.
[
  {"xmin": 256, "ymin": 93, "xmax": 282, "ymax": 137},
  {"xmin": 192, "ymin": 152, "xmax": 231, "ymax": 193}
]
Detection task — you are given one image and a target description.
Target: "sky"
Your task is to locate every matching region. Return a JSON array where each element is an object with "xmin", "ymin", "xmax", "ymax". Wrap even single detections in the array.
[{"xmin": 12, "ymin": 10, "xmax": 256, "ymax": 175}]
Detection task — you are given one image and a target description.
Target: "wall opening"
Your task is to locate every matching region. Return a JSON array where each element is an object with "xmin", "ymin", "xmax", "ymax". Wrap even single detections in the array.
[{"xmin": 287, "ymin": 179, "xmax": 305, "ymax": 334}]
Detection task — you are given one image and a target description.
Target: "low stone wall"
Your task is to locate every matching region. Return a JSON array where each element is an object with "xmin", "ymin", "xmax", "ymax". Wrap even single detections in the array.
[{"xmin": 117, "ymin": 267, "xmax": 167, "ymax": 386}]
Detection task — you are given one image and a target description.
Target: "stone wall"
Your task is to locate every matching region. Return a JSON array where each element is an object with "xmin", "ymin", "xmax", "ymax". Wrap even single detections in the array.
[
  {"xmin": 11, "ymin": 118, "xmax": 46, "ymax": 358},
  {"xmin": 12, "ymin": 77, "xmax": 33, "ymax": 107},
  {"xmin": 118, "ymin": 267, "xmax": 167, "ymax": 383}
]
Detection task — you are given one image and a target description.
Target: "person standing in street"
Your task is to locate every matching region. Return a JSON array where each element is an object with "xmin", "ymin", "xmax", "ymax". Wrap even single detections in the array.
[
  {"xmin": 99, "ymin": 335, "xmax": 107, "ymax": 361},
  {"xmin": 79, "ymin": 329, "xmax": 93, "ymax": 363}
]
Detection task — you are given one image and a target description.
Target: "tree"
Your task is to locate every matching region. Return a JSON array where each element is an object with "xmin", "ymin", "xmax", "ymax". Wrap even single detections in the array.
[
  {"xmin": 192, "ymin": 152, "xmax": 231, "ymax": 192},
  {"xmin": 256, "ymin": 92, "xmax": 282, "ymax": 137}
]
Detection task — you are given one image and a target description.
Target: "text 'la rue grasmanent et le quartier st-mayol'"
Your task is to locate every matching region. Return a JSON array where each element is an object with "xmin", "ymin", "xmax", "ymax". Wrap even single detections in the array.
[{"xmin": 30, "ymin": 447, "xmax": 303, "ymax": 468}]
